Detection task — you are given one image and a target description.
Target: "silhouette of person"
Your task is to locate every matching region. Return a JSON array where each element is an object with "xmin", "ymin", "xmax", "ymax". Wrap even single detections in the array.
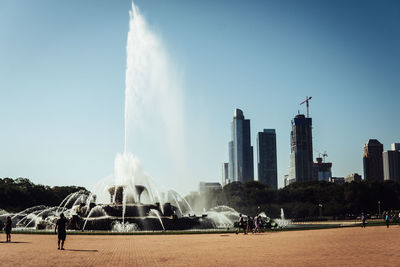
[
  {"xmin": 385, "ymin": 212, "xmax": 390, "ymax": 228},
  {"xmin": 361, "ymin": 212, "xmax": 366, "ymax": 228},
  {"xmin": 5, "ymin": 216, "xmax": 12, "ymax": 242},
  {"xmin": 236, "ymin": 214, "xmax": 247, "ymax": 235},
  {"xmin": 0, "ymin": 219, "xmax": 4, "ymax": 241},
  {"xmin": 55, "ymin": 213, "xmax": 68, "ymax": 250}
]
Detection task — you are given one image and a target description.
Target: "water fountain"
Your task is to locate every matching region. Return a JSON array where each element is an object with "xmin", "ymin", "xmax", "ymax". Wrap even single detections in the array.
[
  {"xmin": 0, "ymin": 2, "xmax": 288, "ymax": 232},
  {"xmin": 273, "ymin": 208, "xmax": 292, "ymax": 228}
]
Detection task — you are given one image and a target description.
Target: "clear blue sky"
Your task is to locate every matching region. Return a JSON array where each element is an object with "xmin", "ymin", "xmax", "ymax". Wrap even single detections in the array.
[{"xmin": 1, "ymin": 0, "xmax": 399, "ymax": 194}]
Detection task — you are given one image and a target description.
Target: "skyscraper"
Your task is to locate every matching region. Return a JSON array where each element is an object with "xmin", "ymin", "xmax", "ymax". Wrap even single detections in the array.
[
  {"xmin": 228, "ymin": 109, "xmax": 254, "ymax": 183},
  {"xmin": 383, "ymin": 150, "xmax": 400, "ymax": 182},
  {"xmin": 363, "ymin": 139, "xmax": 384, "ymax": 181},
  {"xmin": 288, "ymin": 114, "xmax": 314, "ymax": 182},
  {"xmin": 257, "ymin": 129, "xmax": 277, "ymax": 189}
]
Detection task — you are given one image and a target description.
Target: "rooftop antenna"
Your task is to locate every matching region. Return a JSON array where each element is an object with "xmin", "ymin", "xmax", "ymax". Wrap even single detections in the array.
[{"xmin": 300, "ymin": 96, "xmax": 312, "ymax": 118}]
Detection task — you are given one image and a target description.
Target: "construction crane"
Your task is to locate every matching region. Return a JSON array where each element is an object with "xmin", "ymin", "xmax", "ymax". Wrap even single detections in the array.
[
  {"xmin": 316, "ymin": 150, "xmax": 328, "ymax": 162},
  {"xmin": 300, "ymin": 96, "xmax": 312, "ymax": 118},
  {"xmin": 322, "ymin": 151, "xmax": 328, "ymax": 162}
]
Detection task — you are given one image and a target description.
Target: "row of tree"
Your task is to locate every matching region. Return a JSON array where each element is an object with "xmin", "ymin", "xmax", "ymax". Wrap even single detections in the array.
[
  {"xmin": 0, "ymin": 178, "xmax": 87, "ymax": 212},
  {"xmin": 185, "ymin": 180, "xmax": 400, "ymax": 219}
]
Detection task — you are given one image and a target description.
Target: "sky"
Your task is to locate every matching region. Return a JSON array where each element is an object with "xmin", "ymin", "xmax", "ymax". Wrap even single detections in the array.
[{"xmin": 0, "ymin": 0, "xmax": 399, "ymax": 194}]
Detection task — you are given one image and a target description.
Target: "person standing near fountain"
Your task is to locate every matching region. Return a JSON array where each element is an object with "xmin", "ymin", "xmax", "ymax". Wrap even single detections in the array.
[
  {"xmin": 236, "ymin": 214, "xmax": 247, "ymax": 235},
  {"xmin": 55, "ymin": 213, "xmax": 68, "ymax": 250},
  {"xmin": 5, "ymin": 216, "xmax": 12, "ymax": 242}
]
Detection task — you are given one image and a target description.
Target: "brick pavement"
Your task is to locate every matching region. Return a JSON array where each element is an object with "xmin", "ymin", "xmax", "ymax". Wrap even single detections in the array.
[{"xmin": 0, "ymin": 226, "xmax": 399, "ymax": 266}]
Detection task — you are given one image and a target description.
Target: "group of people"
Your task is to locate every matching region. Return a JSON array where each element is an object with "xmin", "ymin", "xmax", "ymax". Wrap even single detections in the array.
[
  {"xmin": 0, "ymin": 213, "xmax": 68, "ymax": 250},
  {"xmin": 361, "ymin": 211, "xmax": 400, "ymax": 228},
  {"xmin": 236, "ymin": 214, "xmax": 264, "ymax": 235},
  {"xmin": 0, "ymin": 216, "xmax": 12, "ymax": 242}
]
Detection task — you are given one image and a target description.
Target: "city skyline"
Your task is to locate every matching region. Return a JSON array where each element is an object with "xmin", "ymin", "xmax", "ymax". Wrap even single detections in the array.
[{"xmin": 0, "ymin": 0, "xmax": 399, "ymax": 194}]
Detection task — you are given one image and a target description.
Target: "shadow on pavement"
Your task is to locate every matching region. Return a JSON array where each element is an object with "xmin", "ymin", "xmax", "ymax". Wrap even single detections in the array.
[
  {"xmin": 0, "ymin": 241, "xmax": 31, "ymax": 244},
  {"xmin": 64, "ymin": 249, "xmax": 98, "ymax": 252}
]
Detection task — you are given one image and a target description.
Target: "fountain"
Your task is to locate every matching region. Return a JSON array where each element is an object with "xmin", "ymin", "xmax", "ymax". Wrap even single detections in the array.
[
  {"xmin": 273, "ymin": 208, "xmax": 292, "ymax": 228},
  {"xmin": 0, "ymin": 2, "xmax": 288, "ymax": 233}
]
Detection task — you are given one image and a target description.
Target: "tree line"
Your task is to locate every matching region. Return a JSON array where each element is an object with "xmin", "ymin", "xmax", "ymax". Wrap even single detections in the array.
[
  {"xmin": 0, "ymin": 178, "xmax": 87, "ymax": 212},
  {"xmin": 185, "ymin": 180, "xmax": 400, "ymax": 220}
]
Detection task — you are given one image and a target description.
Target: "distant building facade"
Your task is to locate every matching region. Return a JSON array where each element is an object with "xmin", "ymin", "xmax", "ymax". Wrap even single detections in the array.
[
  {"xmin": 391, "ymin": 143, "xmax": 400, "ymax": 151},
  {"xmin": 313, "ymin": 157, "xmax": 332, "ymax": 182},
  {"xmin": 383, "ymin": 150, "xmax": 400, "ymax": 182},
  {"xmin": 199, "ymin": 182, "xmax": 222, "ymax": 195},
  {"xmin": 363, "ymin": 139, "xmax": 384, "ymax": 182},
  {"xmin": 228, "ymin": 109, "xmax": 254, "ymax": 183},
  {"xmin": 288, "ymin": 114, "xmax": 314, "ymax": 182},
  {"xmin": 345, "ymin": 173, "xmax": 362, "ymax": 183},
  {"xmin": 257, "ymin": 129, "xmax": 277, "ymax": 189},
  {"xmin": 221, "ymin": 162, "xmax": 229, "ymax": 186},
  {"xmin": 329, "ymin": 177, "xmax": 345, "ymax": 185},
  {"xmin": 284, "ymin": 174, "xmax": 295, "ymax": 187}
]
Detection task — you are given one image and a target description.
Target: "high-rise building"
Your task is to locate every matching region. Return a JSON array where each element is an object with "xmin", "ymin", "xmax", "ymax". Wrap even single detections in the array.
[
  {"xmin": 228, "ymin": 109, "xmax": 254, "ymax": 183},
  {"xmin": 363, "ymin": 139, "xmax": 384, "ymax": 182},
  {"xmin": 257, "ymin": 129, "xmax": 277, "ymax": 189},
  {"xmin": 391, "ymin": 143, "xmax": 400, "ymax": 151},
  {"xmin": 288, "ymin": 114, "xmax": 314, "ymax": 182},
  {"xmin": 313, "ymin": 157, "xmax": 332, "ymax": 181},
  {"xmin": 383, "ymin": 150, "xmax": 400, "ymax": 182},
  {"xmin": 221, "ymin": 162, "xmax": 229, "ymax": 186}
]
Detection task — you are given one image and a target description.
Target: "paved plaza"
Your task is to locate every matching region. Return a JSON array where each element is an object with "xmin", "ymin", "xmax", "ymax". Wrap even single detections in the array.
[{"xmin": 0, "ymin": 226, "xmax": 399, "ymax": 266}]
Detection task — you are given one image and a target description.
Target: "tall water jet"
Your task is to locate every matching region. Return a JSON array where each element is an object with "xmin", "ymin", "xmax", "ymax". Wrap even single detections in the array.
[{"xmin": 123, "ymin": 2, "xmax": 186, "ymax": 188}]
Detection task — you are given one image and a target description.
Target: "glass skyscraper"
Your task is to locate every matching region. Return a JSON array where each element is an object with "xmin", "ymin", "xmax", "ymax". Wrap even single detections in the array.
[
  {"xmin": 257, "ymin": 129, "xmax": 277, "ymax": 189},
  {"xmin": 228, "ymin": 109, "xmax": 254, "ymax": 183}
]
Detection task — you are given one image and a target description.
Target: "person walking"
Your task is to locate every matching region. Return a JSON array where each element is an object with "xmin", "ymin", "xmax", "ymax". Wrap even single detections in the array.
[
  {"xmin": 236, "ymin": 214, "xmax": 247, "ymax": 235},
  {"xmin": 5, "ymin": 216, "xmax": 12, "ymax": 242},
  {"xmin": 254, "ymin": 215, "xmax": 259, "ymax": 233},
  {"xmin": 247, "ymin": 216, "xmax": 254, "ymax": 234},
  {"xmin": 55, "ymin": 213, "xmax": 68, "ymax": 250},
  {"xmin": 361, "ymin": 212, "xmax": 366, "ymax": 228},
  {"xmin": 385, "ymin": 212, "xmax": 390, "ymax": 228}
]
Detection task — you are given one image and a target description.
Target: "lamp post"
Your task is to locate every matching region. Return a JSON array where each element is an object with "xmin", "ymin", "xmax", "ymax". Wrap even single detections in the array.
[{"xmin": 318, "ymin": 203, "xmax": 323, "ymax": 217}]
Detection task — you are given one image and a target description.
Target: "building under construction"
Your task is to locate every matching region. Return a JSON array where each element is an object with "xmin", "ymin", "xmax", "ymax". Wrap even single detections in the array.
[{"xmin": 288, "ymin": 114, "xmax": 314, "ymax": 182}]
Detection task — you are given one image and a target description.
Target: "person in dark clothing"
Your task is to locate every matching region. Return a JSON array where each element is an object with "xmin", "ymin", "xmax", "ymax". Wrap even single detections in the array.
[
  {"xmin": 385, "ymin": 212, "xmax": 390, "ymax": 228},
  {"xmin": 361, "ymin": 212, "xmax": 366, "ymax": 228},
  {"xmin": 0, "ymin": 219, "xmax": 4, "ymax": 241},
  {"xmin": 236, "ymin": 214, "xmax": 247, "ymax": 235},
  {"xmin": 247, "ymin": 216, "xmax": 254, "ymax": 234},
  {"xmin": 55, "ymin": 213, "xmax": 68, "ymax": 250},
  {"xmin": 5, "ymin": 216, "xmax": 12, "ymax": 242}
]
